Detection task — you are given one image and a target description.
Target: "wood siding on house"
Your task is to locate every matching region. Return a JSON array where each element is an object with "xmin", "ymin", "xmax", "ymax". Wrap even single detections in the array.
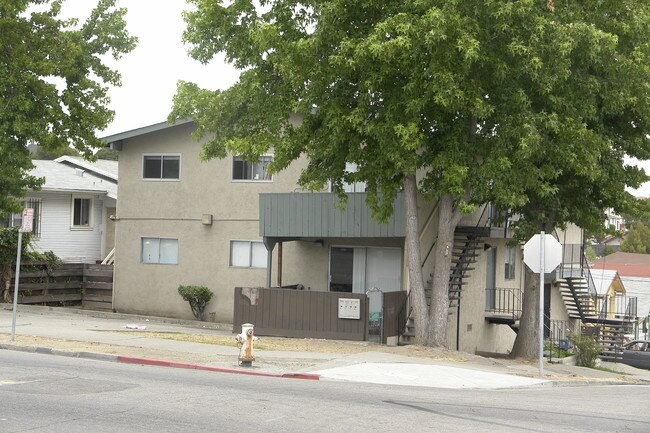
[
  {"xmin": 260, "ymin": 192, "xmax": 406, "ymax": 238},
  {"xmin": 30, "ymin": 192, "xmax": 105, "ymax": 263}
]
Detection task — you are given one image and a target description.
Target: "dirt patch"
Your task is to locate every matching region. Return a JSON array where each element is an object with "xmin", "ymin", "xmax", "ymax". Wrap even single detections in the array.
[
  {"xmin": 1, "ymin": 331, "xmax": 471, "ymax": 364},
  {"xmin": 101, "ymin": 330, "xmax": 471, "ymax": 360}
]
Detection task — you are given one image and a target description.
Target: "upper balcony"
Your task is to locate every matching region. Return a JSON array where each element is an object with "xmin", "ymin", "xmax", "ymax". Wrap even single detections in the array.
[
  {"xmin": 456, "ymin": 203, "xmax": 513, "ymax": 239},
  {"xmin": 259, "ymin": 192, "xmax": 405, "ymax": 239}
]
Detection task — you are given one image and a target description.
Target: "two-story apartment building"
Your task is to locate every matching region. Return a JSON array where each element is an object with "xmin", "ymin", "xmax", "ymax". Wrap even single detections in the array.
[{"xmin": 105, "ymin": 120, "xmax": 598, "ymax": 355}]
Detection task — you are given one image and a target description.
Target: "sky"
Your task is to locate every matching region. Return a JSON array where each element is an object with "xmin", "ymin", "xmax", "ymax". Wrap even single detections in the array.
[
  {"xmin": 61, "ymin": 0, "xmax": 240, "ymax": 137},
  {"xmin": 60, "ymin": 1, "xmax": 650, "ymax": 197}
]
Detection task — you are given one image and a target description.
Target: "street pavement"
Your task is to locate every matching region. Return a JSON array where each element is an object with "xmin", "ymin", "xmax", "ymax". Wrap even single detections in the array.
[{"xmin": 2, "ymin": 304, "xmax": 650, "ymax": 389}]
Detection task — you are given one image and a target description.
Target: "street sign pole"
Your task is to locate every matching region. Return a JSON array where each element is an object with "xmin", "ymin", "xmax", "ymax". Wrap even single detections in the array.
[
  {"xmin": 11, "ymin": 230, "xmax": 23, "ymax": 341},
  {"xmin": 524, "ymin": 232, "xmax": 562, "ymax": 379},
  {"xmin": 11, "ymin": 208, "xmax": 33, "ymax": 341},
  {"xmin": 538, "ymin": 231, "xmax": 545, "ymax": 378}
]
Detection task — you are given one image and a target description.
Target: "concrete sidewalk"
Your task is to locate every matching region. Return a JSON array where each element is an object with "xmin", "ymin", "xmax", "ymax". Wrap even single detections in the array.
[{"xmin": 2, "ymin": 304, "xmax": 649, "ymax": 389}]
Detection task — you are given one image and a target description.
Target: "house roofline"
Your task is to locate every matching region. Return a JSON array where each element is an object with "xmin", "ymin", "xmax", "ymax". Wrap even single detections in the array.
[
  {"xmin": 54, "ymin": 156, "xmax": 118, "ymax": 182},
  {"xmin": 33, "ymin": 188, "xmax": 114, "ymax": 199},
  {"xmin": 100, "ymin": 119, "xmax": 193, "ymax": 144}
]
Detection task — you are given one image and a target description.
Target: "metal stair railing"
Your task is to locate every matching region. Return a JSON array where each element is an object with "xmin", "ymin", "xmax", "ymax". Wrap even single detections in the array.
[
  {"xmin": 484, "ymin": 287, "xmax": 522, "ymax": 321},
  {"xmin": 400, "ymin": 202, "xmax": 494, "ymax": 344}
]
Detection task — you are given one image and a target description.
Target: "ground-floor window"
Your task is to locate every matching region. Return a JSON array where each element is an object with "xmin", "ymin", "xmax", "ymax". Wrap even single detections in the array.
[
  {"xmin": 1, "ymin": 198, "xmax": 42, "ymax": 237},
  {"xmin": 141, "ymin": 237, "xmax": 178, "ymax": 264},
  {"xmin": 230, "ymin": 240, "xmax": 267, "ymax": 268}
]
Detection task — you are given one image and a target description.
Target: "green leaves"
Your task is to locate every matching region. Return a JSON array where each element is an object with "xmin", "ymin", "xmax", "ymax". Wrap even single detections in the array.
[
  {"xmin": 0, "ymin": 0, "xmax": 136, "ymax": 216},
  {"xmin": 174, "ymin": 0, "xmax": 650, "ymax": 235}
]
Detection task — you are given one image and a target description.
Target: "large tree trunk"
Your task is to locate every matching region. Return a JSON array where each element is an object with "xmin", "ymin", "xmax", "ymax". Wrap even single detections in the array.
[
  {"xmin": 404, "ymin": 174, "xmax": 429, "ymax": 343},
  {"xmin": 510, "ymin": 266, "xmax": 540, "ymax": 360},
  {"xmin": 427, "ymin": 194, "xmax": 462, "ymax": 347}
]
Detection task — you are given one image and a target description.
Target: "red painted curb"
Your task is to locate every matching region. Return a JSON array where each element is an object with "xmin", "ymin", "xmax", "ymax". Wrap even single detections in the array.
[{"xmin": 116, "ymin": 356, "xmax": 320, "ymax": 380}]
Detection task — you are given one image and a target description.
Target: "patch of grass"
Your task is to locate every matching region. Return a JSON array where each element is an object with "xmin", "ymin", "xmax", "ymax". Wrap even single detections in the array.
[
  {"xmin": 591, "ymin": 366, "xmax": 630, "ymax": 375},
  {"xmin": 100, "ymin": 330, "xmax": 366, "ymax": 353}
]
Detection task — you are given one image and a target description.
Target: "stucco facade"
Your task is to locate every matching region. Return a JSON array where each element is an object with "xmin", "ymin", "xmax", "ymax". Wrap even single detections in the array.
[{"xmin": 108, "ymin": 120, "xmax": 580, "ymax": 355}]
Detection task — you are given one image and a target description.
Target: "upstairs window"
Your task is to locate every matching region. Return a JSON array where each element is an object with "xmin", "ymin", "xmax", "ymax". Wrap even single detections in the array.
[
  {"xmin": 143, "ymin": 155, "xmax": 180, "ymax": 180},
  {"xmin": 1, "ymin": 198, "xmax": 42, "ymax": 237},
  {"xmin": 72, "ymin": 197, "xmax": 91, "ymax": 228},
  {"xmin": 505, "ymin": 245, "xmax": 516, "ymax": 280},
  {"xmin": 329, "ymin": 162, "xmax": 367, "ymax": 193},
  {"xmin": 232, "ymin": 156, "xmax": 272, "ymax": 181}
]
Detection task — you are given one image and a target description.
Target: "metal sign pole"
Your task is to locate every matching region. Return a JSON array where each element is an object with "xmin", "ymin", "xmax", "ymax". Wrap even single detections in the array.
[
  {"xmin": 11, "ymin": 231, "xmax": 23, "ymax": 342},
  {"xmin": 539, "ymin": 231, "xmax": 545, "ymax": 378},
  {"xmin": 11, "ymin": 208, "xmax": 33, "ymax": 342}
]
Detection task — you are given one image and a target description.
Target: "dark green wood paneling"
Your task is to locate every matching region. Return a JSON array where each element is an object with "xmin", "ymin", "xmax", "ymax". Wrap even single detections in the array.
[{"xmin": 259, "ymin": 192, "xmax": 405, "ymax": 238}]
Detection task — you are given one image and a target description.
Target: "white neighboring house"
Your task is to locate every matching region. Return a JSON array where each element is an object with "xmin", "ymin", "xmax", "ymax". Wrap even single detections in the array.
[{"xmin": 1, "ymin": 156, "xmax": 118, "ymax": 263}]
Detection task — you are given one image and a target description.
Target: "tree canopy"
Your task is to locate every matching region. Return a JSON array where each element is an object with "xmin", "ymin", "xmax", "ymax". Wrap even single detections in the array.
[
  {"xmin": 172, "ymin": 0, "xmax": 650, "ymax": 350},
  {"xmin": 621, "ymin": 222, "xmax": 650, "ymax": 254},
  {"xmin": 0, "ymin": 0, "xmax": 136, "ymax": 217}
]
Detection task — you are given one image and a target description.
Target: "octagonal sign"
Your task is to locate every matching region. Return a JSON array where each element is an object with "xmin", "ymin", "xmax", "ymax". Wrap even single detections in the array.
[{"xmin": 523, "ymin": 234, "xmax": 562, "ymax": 274}]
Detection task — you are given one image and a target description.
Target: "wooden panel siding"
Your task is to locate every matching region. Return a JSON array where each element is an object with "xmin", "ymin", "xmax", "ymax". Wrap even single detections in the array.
[
  {"xmin": 9, "ymin": 263, "xmax": 113, "ymax": 310},
  {"xmin": 233, "ymin": 287, "xmax": 368, "ymax": 341},
  {"xmin": 260, "ymin": 192, "xmax": 406, "ymax": 238}
]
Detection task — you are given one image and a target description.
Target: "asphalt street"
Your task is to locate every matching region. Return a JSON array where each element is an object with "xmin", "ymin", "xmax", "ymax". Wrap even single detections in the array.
[{"xmin": 2, "ymin": 350, "xmax": 650, "ymax": 433}]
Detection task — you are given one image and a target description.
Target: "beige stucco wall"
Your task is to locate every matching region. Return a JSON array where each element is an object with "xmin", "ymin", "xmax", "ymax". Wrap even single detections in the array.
[{"xmin": 113, "ymin": 123, "xmax": 306, "ymax": 322}]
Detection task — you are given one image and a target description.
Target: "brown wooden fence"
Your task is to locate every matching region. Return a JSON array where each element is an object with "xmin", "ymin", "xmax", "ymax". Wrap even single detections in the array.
[
  {"xmin": 234, "ymin": 287, "xmax": 368, "ymax": 341},
  {"xmin": 8, "ymin": 263, "xmax": 113, "ymax": 310}
]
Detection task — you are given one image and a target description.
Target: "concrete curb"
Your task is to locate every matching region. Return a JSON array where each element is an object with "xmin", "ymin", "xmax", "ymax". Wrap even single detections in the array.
[{"xmin": 0, "ymin": 343, "xmax": 320, "ymax": 381}]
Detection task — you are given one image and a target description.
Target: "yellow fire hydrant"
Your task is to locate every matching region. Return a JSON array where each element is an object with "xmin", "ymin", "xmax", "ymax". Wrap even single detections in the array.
[{"xmin": 235, "ymin": 323, "xmax": 257, "ymax": 367}]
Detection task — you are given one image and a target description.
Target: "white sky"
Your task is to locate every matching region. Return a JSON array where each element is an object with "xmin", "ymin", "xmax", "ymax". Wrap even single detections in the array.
[
  {"xmin": 60, "ymin": 1, "xmax": 650, "ymax": 197},
  {"xmin": 62, "ymin": 0, "xmax": 239, "ymax": 137}
]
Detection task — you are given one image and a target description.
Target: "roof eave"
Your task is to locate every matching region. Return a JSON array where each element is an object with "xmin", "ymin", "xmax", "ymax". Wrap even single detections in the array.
[{"xmin": 101, "ymin": 118, "xmax": 193, "ymax": 144}]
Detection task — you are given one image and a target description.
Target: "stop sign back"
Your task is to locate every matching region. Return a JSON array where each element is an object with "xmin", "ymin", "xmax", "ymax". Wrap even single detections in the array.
[{"xmin": 523, "ymin": 234, "xmax": 562, "ymax": 273}]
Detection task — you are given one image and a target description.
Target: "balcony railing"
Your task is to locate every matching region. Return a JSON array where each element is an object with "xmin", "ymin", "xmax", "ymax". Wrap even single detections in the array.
[{"xmin": 485, "ymin": 287, "xmax": 522, "ymax": 320}]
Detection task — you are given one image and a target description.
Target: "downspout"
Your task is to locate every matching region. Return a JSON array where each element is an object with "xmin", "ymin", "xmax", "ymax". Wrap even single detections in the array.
[
  {"xmin": 263, "ymin": 238, "xmax": 276, "ymax": 288},
  {"xmin": 277, "ymin": 242, "xmax": 283, "ymax": 287}
]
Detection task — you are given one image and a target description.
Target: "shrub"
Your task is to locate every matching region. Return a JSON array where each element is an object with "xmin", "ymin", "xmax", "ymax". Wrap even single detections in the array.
[
  {"xmin": 177, "ymin": 285, "xmax": 214, "ymax": 321},
  {"xmin": 568, "ymin": 332, "xmax": 603, "ymax": 368}
]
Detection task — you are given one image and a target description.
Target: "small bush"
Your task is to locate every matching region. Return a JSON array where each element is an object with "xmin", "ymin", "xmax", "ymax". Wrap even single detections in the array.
[
  {"xmin": 568, "ymin": 333, "xmax": 603, "ymax": 368},
  {"xmin": 178, "ymin": 285, "xmax": 213, "ymax": 321}
]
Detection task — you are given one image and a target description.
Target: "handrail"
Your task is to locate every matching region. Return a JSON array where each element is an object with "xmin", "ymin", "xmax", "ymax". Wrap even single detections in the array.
[
  {"xmin": 101, "ymin": 247, "xmax": 115, "ymax": 265},
  {"xmin": 580, "ymin": 254, "xmax": 599, "ymax": 299},
  {"xmin": 484, "ymin": 287, "xmax": 523, "ymax": 320}
]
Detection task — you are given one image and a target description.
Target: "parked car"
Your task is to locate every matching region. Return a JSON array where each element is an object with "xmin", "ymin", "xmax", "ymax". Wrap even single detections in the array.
[{"xmin": 618, "ymin": 340, "xmax": 650, "ymax": 370}]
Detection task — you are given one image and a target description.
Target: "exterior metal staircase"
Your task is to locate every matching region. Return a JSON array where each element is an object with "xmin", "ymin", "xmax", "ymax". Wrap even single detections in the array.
[
  {"xmin": 557, "ymin": 254, "xmax": 637, "ymax": 362},
  {"xmin": 399, "ymin": 218, "xmax": 486, "ymax": 344},
  {"xmin": 557, "ymin": 277, "xmax": 597, "ymax": 321}
]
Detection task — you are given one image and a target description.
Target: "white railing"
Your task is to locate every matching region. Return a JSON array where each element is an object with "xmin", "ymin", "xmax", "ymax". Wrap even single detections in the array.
[{"xmin": 101, "ymin": 247, "xmax": 115, "ymax": 265}]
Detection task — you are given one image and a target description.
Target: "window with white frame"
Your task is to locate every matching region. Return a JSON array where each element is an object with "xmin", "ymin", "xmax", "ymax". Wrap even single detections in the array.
[
  {"xmin": 505, "ymin": 245, "xmax": 516, "ymax": 280},
  {"xmin": 230, "ymin": 241, "xmax": 267, "ymax": 268},
  {"xmin": 71, "ymin": 197, "xmax": 91, "ymax": 228},
  {"xmin": 1, "ymin": 198, "xmax": 42, "ymax": 237},
  {"xmin": 329, "ymin": 162, "xmax": 367, "ymax": 192},
  {"xmin": 232, "ymin": 156, "xmax": 272, "ymax": 181},
  {"xmin": 141, "ymin": 237, "xmax": 179, "ymax": 264},
  {"xmin": 143, "ymin": 154, "xmax": 180, "ymax": 180}
]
